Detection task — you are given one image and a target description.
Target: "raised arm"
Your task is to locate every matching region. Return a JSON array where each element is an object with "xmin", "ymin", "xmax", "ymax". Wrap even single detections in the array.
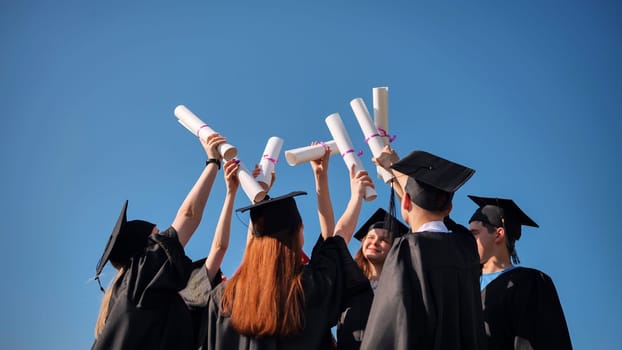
[
  {"xmin": 372, "ymin": 145, "xmax": 405, "ymax": 201},
  {"xmin": 310, "ymin": 142, "xmax": 335, "ymax": 240},
  {"xmin": 204, "ymin": 159, "xmax": 240, "ymax": 281},
  {"xmin": 171, "ymin": 134, "xmax": 226, "ymax": 247},
  {"xmin": 333, "ymin": 165, "xmax": 375, "ymax": 244}
]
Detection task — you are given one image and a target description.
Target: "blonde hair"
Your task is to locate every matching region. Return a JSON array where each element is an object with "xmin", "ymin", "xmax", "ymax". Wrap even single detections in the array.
[{"xmin": 94, "ymin": 267, "xmax": 125, "ymax": 338}]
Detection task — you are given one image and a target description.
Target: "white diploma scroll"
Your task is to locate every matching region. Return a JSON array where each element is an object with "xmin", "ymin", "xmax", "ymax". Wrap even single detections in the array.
[
  {"xmin": 350, "ymin": 98, "xmax": 395, "ymax": 183},
  {"xmin": 284, "ymin": 140, "xmax": 339, "ymax": 166},
  {"xmin": 173, "ymin": 105, "xmax": 238, "ymax": 160},
  {"xmin": 256, "ymin": 136, "xmax": 283, "ymax": 188},
  {"xmin": 237, "ymin": 160, "xmax": 267, "ymax": 203},
  {"xmin": 325, "ymin": 113, "xmax": 377, "ymax": 202},
  {"xmin": 372, "ymin": 87, "xmax": 390, "ymax": 145}
]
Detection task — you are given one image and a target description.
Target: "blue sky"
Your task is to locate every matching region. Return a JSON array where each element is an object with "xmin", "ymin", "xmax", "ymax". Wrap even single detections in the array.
[{"xmin": 1, "ymin": 1, "xmax": 620, "ymax": 348}]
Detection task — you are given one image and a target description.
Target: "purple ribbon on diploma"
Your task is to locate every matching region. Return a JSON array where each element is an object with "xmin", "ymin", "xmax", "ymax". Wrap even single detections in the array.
[
  {"xmin": 196, "ymin": 124, "xmax": 210, "ymax": 137},
  {"xmin": 263, "ymin": 154, "xmax": 278, "ymax": 164},
  {"xmin": 364, "ymin": 133, "xmax": 381, "ymax": 143},
  {"xmin": 341, "ymin": 149, "xmax": 364, "ymax": 157},
  {"xmin": 378, "ymin": 127, "xmax": 397, "ymax": 143}
]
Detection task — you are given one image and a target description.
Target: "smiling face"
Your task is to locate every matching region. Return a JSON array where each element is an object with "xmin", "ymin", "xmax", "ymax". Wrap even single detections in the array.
[{"xmin": 362, "ymin": 228, "xmax": 393, "ymax": 265}]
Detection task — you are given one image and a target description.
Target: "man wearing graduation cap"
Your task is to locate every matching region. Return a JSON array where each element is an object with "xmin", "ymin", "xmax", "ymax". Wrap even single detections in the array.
[
  {"xmin": 361, "ymin": 149, "xmax": 486, "ymax": 350},
  {"xmin": 468, "ymin": 196, "xmax": 572, "ymax": 349}
]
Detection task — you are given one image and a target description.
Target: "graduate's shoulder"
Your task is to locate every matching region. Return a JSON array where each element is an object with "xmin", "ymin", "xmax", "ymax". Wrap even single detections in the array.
[{"xmin": 498, "ymin": 266, "xmax": 557, "ymax": 286}]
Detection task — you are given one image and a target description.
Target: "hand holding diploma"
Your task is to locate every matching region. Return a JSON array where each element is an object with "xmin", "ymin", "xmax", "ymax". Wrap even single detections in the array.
[
  {"xmin": 350, "ymin": 97, "xmax": 395, "ymax": 183},
  {"xmin": 236, "ymin": 160, "xmax": 267, "ymax": 203},
  {"xmin": 174, "ymin": 105, "xmax": 238, "ymax": 160},
  {"xmin": 325, "ymin": 113, "xmax": 377, "ymax": 202},
  {"xmin": 255, "ymin": 136, "xmax": 283, "ymax": 189},
  {"xmin": 284, "ymin": 140, "xmax": 340, "ymax": 166},
  {"xmin": 371, "ymin": 145, "xmax": 405, "ymax": 201}
]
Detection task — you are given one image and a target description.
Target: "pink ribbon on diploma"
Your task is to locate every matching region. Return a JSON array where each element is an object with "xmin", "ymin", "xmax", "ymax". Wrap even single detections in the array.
[
  {"xmin": 196, "ymin": 124, "xmax": 211, "ymax": 137},
  {"xmin": 263, "ymin": 154, "xmax": 278, "ymax": 164},
  {"xmin": 378, "ymin": 127, "xmax": 397, "ymax": 143},
  {"xmin": 341, "ymin": 149, "xmax": 364, "ymax": 157},
  {"xmin": 364, "ymin": 133, "xmax": 381, "ymax": 143}
]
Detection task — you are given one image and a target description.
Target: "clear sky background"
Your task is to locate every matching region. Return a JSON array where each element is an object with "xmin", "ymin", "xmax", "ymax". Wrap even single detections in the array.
[{"xmin": 1, "ymin": 1, "xmax": 620, "ymax": 349}]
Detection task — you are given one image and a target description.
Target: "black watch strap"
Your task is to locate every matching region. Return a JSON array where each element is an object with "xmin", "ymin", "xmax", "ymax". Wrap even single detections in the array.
[{"xmin": 205, "ymin": 158, "xmax": 221, "ymax": 170}]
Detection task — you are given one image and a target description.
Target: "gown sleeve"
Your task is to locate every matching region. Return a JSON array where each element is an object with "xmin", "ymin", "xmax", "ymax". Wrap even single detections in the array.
[
  {"xmin": 179, "ymin": 257, "xmax": 224, "ymax": 308},
  {"xmin": 126, "ymin": 226, "xmax": 193, "ymax": 308},
  {"xmin": 303, "ymin": 235, "xmax": 354, "ymax": 327}
]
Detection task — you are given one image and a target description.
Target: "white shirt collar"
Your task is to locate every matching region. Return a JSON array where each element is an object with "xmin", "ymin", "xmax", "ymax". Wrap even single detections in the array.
[{"xmin": 414, "ymin": 220, "xmax": 450, "ymax": 233}]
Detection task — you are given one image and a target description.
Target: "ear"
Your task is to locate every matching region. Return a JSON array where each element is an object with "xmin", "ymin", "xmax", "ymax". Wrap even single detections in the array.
[
  {"xmin": 403, "ymin": 192, "xmax": 412, "ymax": 211},
  {"xmin": 494, "ymin": 226, "xmax": 505, "ymax": 244},
  {"xmin": 444, "ymin": 203, "xmax": 453, "ymax": 216}
]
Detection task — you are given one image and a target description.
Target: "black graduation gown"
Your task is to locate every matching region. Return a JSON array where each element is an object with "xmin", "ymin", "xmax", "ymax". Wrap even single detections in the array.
[
  {"xmin": 336, "ymin": 276, "xmax": 373, "ymax": 350},
  {"xmin": 179, "ymin": 258, "xmax": 225, "ymax": 344},
  {"xmin": 481, "ymin": 267, "xmax": 572, "ymax": 349},
  {"xmin": 195, "ymin": 235, "xmax": 353, "ymax": 350},
  {"xmin": 92, "ymin": 227, "xmax": 195, "ymax": 350},
  {"xmin": 360, "ymin": 226, "xmax": 487, "ymax": 350}
]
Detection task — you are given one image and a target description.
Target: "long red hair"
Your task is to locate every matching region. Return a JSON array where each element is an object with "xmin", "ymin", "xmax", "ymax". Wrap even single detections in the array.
[{"xmin": 221, "ymin": 222, "xmax": 305, "ymax": 337}]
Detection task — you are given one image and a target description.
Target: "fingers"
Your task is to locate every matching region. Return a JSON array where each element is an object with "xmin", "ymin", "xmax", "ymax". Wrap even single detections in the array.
[
  {"xmin": 323, "ymin": 145, "xmax": 331, "ymax": 159},
  {"xmin": 310, "ymin": 141, "xmax": 331, "ymax": 163},
  {"xmin": 252, "ymin": 164, "xmax": 261, "ymax": 177},
  {"xmin": 202, "ymin": 133, "xmax": 227, "ymax": 160},
  {"xmin": 206, "ymin": 133, "xmax": 227, "ymax": 147},
  {"xmin": 354, "ymin": 171, "xmax": 374, "ymax": 187},
  {"xmin": 223, "ymin": 159, "xmax": 240, "ymax": 178}
]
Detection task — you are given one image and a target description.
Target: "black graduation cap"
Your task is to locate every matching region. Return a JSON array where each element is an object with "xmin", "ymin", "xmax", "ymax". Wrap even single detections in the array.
[
  {"xmin": 95, "ymin": 201, "xmax": 155, "ymax": 281},
  {"xmin": 354, "ymin": 208, "xmax": 409, "ymax": 241},
  {"xmin": 467, "ymin": 195, "xmax": 539, "ymax": 241},
  {"xmin": 236, "ymin": 191, "xmax": 307, "ymax": 237},
  {"xmin": 390, "ymin": 150, "xmax": 475, "ymax": 211}
]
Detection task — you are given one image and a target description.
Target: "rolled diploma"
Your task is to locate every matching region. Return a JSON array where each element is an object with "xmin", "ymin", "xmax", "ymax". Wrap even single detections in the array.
[
  {"xmin": 372, "ymin": 87, "xmax": 392, "ymax": 180},
  {"xmin": 325, "ymin": 113, "xmax": 377, "ymax": 202},
  {"xmin": 372, "ymin": 87, "xmax": 389, "ymax": 145},
  {"xmin": 350, "ymin": 98, "xmax": 395, "ymax": 183},
  {"xmin": 284, "ymin": 140, "xmax": 339, "ymax": 166},
  {"xmin": 256, "ymin": 136, "xmax": 283, "ymax": 187},
  {"xmin": 236, "ymin": 160, "xmax": 267, "ymax": 203},
  {"xmin": 173, "ymin": 105, "xmax": 238, "ymax": 160}
]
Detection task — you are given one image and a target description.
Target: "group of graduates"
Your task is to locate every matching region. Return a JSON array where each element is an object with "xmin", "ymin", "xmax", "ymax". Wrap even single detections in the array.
[{"xmin": 92, "ymin": 132, "xmax": 573, "ymax": 350}]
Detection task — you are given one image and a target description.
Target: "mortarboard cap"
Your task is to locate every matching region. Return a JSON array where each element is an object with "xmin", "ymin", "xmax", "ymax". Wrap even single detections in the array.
[
  {"xmin": 354, "ymin": 208, "xmax": 409, "ymax": 241},
  {"xmin": 95, "ymin": 201, "xmax": 155, "ymax": 279},
  {"xmin": 391, "ymin": 150, "xmax": 475, "ymax": 211},
  {"xmin": 468, "ymin": 195, "xmax": 538, "ymax": 241},
  {"xmin": 236, "ymin": 191, "xmax": 307, "ymax": 237}
]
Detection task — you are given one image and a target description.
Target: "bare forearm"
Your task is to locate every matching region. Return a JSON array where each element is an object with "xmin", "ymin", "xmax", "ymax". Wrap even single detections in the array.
[
  {"xmin": 334, "ymin": 194, "xmax": 363, "ymax": 244},
  {"xmin": 172, "ymin": 163, "xmax": 220, "ymax": 246},
  {"xmin": 204, "ymin": 191, "xmax": 234, "ymax": 281},
  {"xmin": 315, "ymin": 173, "xmax": 335, "ymax": 240}
]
